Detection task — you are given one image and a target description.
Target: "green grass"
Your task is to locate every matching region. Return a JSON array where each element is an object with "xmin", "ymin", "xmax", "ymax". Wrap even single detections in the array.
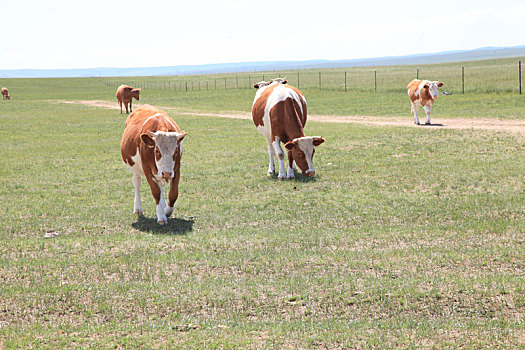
[{"xmin": 0, "ymin": 68, "xmax": 524, "ymax": 348}]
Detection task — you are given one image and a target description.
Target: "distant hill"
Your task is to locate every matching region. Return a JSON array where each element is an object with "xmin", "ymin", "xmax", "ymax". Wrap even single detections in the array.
[{"xmin": 2, "ymin": 45, "xmax": 525, "ymax": 78}]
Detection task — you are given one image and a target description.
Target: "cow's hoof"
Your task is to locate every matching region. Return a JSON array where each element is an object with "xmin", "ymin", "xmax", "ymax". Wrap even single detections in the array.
[
  {"xmin": 415, "ymin": 122, "xmax": 420, "ymax": 125},
  {"xmin": 267, "ymin": 171, "xmax": 275, "ymax": 176},
  {"xmin": 134, "ymin": 210, "xmax": 143, "ymax": 216},
  {"xmin": 425, "ymin": 122, "xmax": 431, "ymax": 125},
  {"xmin": 286, "ymin": 175, "xmax": 295, "ymax": 180},
  {"xmin": 158, "ymin": 219, "xmax": 168, "ymax": 225},
  {"xmin": 278, "ymin": 176, "xmax": 286, "ymax": 181},
  {"xmin": 165, "ymin": 206, "xmax": 174, "ymax": 217}
]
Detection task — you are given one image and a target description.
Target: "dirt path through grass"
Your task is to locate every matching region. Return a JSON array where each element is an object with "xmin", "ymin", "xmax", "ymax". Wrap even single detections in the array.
[{"xmin": 60, "ymin": 100, "xmax": 525, "ymax": 135}]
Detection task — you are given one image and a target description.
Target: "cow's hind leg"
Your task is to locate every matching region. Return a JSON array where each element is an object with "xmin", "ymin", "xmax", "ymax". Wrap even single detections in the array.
[
  {"xmin": 271, "ymin": 138, "xmax": 287, "ymax": 180},
  {"xmin": 411, "ymin": 102, "xmax": 420, "ymax": 125},
  {"xmin": 118, "ymin": 100, "xmax": 123, "ymax": 114},
  {"xmin": 132, "ymin": 174, "xmax": 143, "ymax": 215},
  {"xmin": 266, "ymin": 143, "xmax": 276, "ymax": 175}
]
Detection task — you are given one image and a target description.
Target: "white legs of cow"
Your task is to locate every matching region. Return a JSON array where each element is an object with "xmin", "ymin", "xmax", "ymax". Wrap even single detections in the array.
[
  {"xmin": 132, "ymin": 174, "xmax": 143, "ymax": 215},
  {"xmin": 267, "ymin": 144, "xmax": 276, "ymax": 175},
  {"xmin": 131, "ymin": 173, "xmax": 175, "ymax": 225},
  {"xmin": 411, "ymin": 102, "xmax": 432, "ymax": 125},
  {"xmin": 267, "ymin": 137, "xmax": 296, "ymax": 180}
]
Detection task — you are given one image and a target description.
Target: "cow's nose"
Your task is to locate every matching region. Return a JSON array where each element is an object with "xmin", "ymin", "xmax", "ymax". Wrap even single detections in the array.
[{"xmin": 305, "ymin": 170, "xmax": 315, "ymax": 177}]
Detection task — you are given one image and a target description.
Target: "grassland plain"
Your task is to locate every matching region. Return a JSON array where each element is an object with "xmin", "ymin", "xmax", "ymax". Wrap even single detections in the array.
[{"xmin": 0, "ymin": 68, "xmax": 524, "ymax": 349}]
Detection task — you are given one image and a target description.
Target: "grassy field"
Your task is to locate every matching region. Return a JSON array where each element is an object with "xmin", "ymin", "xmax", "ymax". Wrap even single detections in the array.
[{"xmin": 0, "ymin": 62, "xmax": 524, "ymax": 348}]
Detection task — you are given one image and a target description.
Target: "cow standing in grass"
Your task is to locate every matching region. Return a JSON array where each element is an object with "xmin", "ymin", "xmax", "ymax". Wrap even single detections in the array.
[
  {"xmin": 407, "ymin": 79, "xmax": 444, "ymax": 125},
  {"xmin": 121, "ymin": 105, "xmax": 187, "ymax": 225},
  {"xmin": 252, "ymin": 78, "xmax": 325, "ymax": 180},
  {"xmin": 1, "ymin": 87, "xmax": 10, "ymax": 100},
  {"xmin": 116, "ymin": 85, "xmax": 141, "ymax": 114}
]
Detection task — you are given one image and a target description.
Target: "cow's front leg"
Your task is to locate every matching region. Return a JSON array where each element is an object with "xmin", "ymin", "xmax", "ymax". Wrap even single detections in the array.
[
  {"xmin": 166, "ymin": 166, "xmax": 180, "ymax": 218},
  {"xmin": 266, "ymin": 143, "xmax": 276, "ymax": 175},
  {"xmin": 125, "ymin": 102, "xmax": 129, "ymax": 114},
  {"xmin": 129, "ymin": 100, "xmax": 133, "ymax": 113},
  {"xmin": 286, "ymin": 150, "xmax": 295, "ymax": 179},
  {"xmin": 132, "ymin": 174, "xmax": 143, "ymax": 215},
  {"xmin": 423, "ymin": 105, "xmax": 432, "ymax": 125},
  {"xmin": 272, "ymin": 138, "xmax": 287, "ymax": 180},
  {"xmin": 147, "ymin": 177, "xmax": 168, "ymax": 225}
]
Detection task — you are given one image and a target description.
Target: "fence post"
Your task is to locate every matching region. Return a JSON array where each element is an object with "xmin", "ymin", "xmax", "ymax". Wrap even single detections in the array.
[
  {"xmin": 519, "ymin": 61, "xmax": 522, "ymax": 95},
  {"xmin": 344, "ymin": 71, "xmax": 347, "ymax": 92},
  {"xmin": 417, "ymin": 69, "xmax": 419, "ymax": 79},
  {"xmin": 374, "ymin": 71, "xmax": 377, "ymax": 92},
  {"xmin": 297, "ymin": 72, "xmax": 300, "ymax": 89},
  {"xmin": 462, "ymin": 66, "xmax": 465, "ymax": 94},
  {"xmin": 319, "ymin": 71, "xmax": 321, "ymax": 90},
  {"xmin": 224, "ymin": 78, "xmax": 227, "ymax": 89},
  {"xmin": 236, "ymin": 73, "xmax": 239, "ymax": 89},
  {"xmin": 185, "ymin": 82, "xmax": 188, "ymax": 91}
]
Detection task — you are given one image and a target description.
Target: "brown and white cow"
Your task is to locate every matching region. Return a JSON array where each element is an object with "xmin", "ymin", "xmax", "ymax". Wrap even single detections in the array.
[
  {"xmin": 1, "ymin": 87, "xmax": 10, "ymax": 100},
  {"xmin": 121, "ymin": 105, "xmax": 187, "ymax": 225},
  {"xmin": 252, "ymin": 78, "xmax": 324, "ymax": 180},
  {"xmin": 116, "ymin": 85, "xmax": 141, "ymax": 114},
  {"xmin": 407, "ymin": 79, "xmax": 444, "ymax": 125}
]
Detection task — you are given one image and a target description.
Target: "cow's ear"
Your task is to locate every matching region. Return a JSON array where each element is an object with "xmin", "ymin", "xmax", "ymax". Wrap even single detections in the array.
[
  {"xmin": 140, "ymin": 132, "xmax": 155, "ymax": 148},
  {"xmin": 282, "ymin": 80, "xmax": 288, "ymax": 84},
  {"xmin": 423, "ymin": 84, "xmax": 429, "ymax": 89},
  {"xmin": 253, "ymin": 83, "xmax": 259, "ymax": 89},
  {"xmin": 177, "ymin": 131, "xmax": 187, "ymax": 141},
  {"xmin": 284, "ymin": 141, "xmax": 296, "ymax": 150},
  {"xmin": 313, "ymin": 137, "xmax": 325, "ymax": 147},
  {"xmin": 437, "ymin": 82, "xmax": 444, "ymax": 87}
]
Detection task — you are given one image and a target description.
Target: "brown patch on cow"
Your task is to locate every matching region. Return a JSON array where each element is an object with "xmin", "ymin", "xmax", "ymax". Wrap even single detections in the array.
[
  {"xmin": 251, "ymin": 84, "xmax": 279, "ymax": 127},
  {"xmin": 269, "ymin": 97, "xmax": 306, "ymax": 144}
]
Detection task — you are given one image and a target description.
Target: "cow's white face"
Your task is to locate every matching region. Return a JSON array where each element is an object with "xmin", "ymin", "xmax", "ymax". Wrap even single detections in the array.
[
  {"xmin": 141, "ymin": 131, "xmax": 187, "ymax": 185},
  {"xmin": 427, "ymin": 81, "xmax": 444, "ymax": 99},
  {"xmin": 285, "ymin": 136, "xmax": 325, "ymax": 176}
]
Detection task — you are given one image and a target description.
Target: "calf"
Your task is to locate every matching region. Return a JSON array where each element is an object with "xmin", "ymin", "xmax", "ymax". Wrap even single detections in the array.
[
  {"xmin": 407, "ymin": 79, "xmax": 444, "ymax": 125},
  {"xmin": 116, "ymin": 85, "xmax": 141, "ymax": 114},
  {"xmin": 1, "ymin": 87, "xmax": 10, "ymax": 100},
  {"xmin": 252, "ymin": 78, "xmax": 324, "ymax": 180},
  {"xmin": 121, "ymin": 105, "xmax": 187, "ymax": 225}
]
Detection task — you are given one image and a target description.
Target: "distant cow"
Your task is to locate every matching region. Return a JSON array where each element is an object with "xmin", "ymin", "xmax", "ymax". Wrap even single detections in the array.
[
  {"xmin": 116, "ymin": 85, "xmax": 141, "ymax": 114},
  {"xmin": 121, "ymin": 105, "xmax": 187, "ymax": 225},
  {"xmin": 252, "ymin": 78, "xmax": 324, "ymax": 180},
  {"xmin": 1, "ymin": 87, "xmax": 10, "ymax": 100},
  {"xmin": 407, "ymin": 79, "xmax": 444, "ymax": 125}
]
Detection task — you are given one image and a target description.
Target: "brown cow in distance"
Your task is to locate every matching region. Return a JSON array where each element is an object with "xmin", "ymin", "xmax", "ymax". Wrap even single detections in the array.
[
  {"xmin": 116, "ymin": 85, "xmax": 141, "ymax": 114},
  {"xmin": 1, "ymin": 87, "xmax": 10, "ymax": 100}
]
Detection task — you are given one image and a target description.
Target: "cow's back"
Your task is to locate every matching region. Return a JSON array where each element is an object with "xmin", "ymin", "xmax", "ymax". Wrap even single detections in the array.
[{"xmin": 116, "ymin": 85, "xmax": 132, "ymax": 101}]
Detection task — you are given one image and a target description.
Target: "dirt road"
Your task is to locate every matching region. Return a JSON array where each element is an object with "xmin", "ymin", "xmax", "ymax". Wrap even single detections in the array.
[{"xmin": 60, "ymin": 100, "xmax": 525, "ymax": 136}]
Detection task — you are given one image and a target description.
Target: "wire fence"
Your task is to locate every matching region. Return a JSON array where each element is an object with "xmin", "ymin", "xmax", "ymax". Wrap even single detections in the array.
[{"xmin": 100, "ymin": 59, "xmax": 525, "ymax": 95}]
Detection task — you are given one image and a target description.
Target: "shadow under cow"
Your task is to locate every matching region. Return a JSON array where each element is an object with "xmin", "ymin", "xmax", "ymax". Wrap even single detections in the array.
[{"xmin": 132, "ymin": 215, "xmax": 194, "ymax": 235}]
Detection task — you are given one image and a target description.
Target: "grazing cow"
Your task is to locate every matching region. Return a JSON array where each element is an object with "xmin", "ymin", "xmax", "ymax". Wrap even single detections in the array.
[
  {"xmin": 407, "ymin": 79, "xmax": 444, "ymax": 125},
  {"xmin": 121, "ymin": 105, "xmax": 187, "ymax": 225},
  {"xmin": 1, "ymin": 87, "xmax": 10, "ymax": 100},
  {"xmin": 252, "ymin": 78, "xmax": 325, "ymax": 180},
  {"xmin": 116, "ymin": 85, "xmax": 141, "ymax": 114}
]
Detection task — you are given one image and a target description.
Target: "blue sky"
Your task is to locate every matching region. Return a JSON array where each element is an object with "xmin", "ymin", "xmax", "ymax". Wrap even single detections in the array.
[{"xmin": 1, "ymin": 0, "xmax": 524, "ymax": 69}]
